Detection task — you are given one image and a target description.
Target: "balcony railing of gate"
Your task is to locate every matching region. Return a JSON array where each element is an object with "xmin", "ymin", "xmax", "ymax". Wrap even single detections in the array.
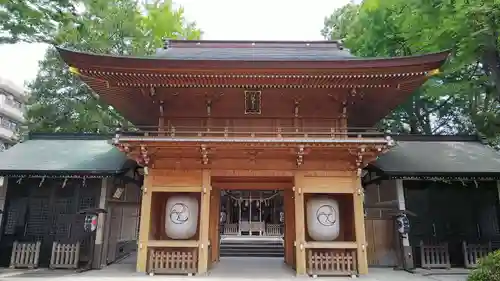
[{"xmin": 117, "ymin": 125, "xmax": 384, "ymax": 140}]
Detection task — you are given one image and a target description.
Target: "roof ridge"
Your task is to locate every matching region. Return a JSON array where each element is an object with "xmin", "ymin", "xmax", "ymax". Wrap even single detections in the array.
[
  {"xmin": 28, "ymin": 132, "xmax": 113, "ymax": 141},
  {"xmin": 391, "ymin": 134, "xmax": 479, "ymax": 142},
  {"xmin": 164, "ymin": 39, "xmax": 346, "ymax": 50}
]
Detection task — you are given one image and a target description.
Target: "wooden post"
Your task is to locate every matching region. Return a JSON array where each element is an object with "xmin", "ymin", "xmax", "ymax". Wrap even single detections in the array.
[
  {"xmin": 497, "ymin": 180, "xmax": 500, "ymax": 205},
  {"xmin": 0, "ymin": 177, "xmax": 7, "ymax": 240},
  {"xmin": 209, "ymin": 187, "xmax": 221, "ymax": 263},
  {"xmin": 136, "ymin": 174, "xmax": 153, "ymax": 273},
  {"xmin": 93, "ymin": 178, "xmax": 108, "ymax": 269},
  {"xmin": 197, "ymin": 170, "xmax": 211, "ymax": 274},
  {"xmin": 353, "ymin": 177, "xmax": 368, "ymax": 275},
  {"xmin": 284, "ymin": 188, "xmax": 296, "ymax": 266},
  {"xmin": 396, "ymin": 179, "xmax": 414, "ymax": 269},
  {"xmin": 294, "ymin": 172, "xmax": 306, "ymax": 275}
]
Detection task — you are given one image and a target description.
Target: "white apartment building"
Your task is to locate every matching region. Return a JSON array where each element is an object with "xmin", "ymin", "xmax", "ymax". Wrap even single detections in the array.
[{"xmin": 0, "ymin": 78, "xmax": 27, "ymax": 151}]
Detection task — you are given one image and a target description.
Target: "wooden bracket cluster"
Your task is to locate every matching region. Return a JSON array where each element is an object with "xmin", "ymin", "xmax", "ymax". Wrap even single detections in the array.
[
  {"xmin": 201, "ymin": 145, "xmax": 209, "ymax": 165},
  {"xmin": 296, "ymin": 145, "xmax": 305, "ymax": 167}
]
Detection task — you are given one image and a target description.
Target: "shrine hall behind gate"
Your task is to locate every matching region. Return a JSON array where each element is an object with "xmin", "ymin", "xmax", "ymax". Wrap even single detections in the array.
[{"xmin": 55, "ymin": 40, "xmax": 449, "ymax": 276}]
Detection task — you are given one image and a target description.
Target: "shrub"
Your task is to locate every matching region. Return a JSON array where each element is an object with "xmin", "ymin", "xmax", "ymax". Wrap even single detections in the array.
[{"xmin": 468, "ymin": 250, "xmax": 500, "ymax": 281}]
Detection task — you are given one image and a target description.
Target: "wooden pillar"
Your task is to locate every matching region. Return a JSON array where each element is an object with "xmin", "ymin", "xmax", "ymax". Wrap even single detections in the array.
[
  {"xmin": 284, "ymin": 188, "xmax": 296, "ymax": 267},
  {"xmin": 0, "ymin": 177, "xmax": 7, "ymax": 240},
  {"xmin": 396, "ymin": 179, "xmax": 414, "ymax": 269},
  {"xmin": 209, "ymin": 187, "xmax": 221, "ymax": 263},
  {"xmin": 497, "ymin": 180, "xmax": 500, "ymax": 204},
  {"xmin": 197, "ymin": 170, "xmax": 211, "ymax": 275},
  {"xmin": 294, "ymin": 172, "xmax": 306, "ymax": 275},
  {"xmin": 136, "ymin": 175, "xmax": 153, "ymax": 273},
  {"xmin": 93, "ymin": 178, "xmax": 109, "ymax": 268},
  {"xmin": 353, "ymin": 177, "xmax": 368, "ymax": 275}
]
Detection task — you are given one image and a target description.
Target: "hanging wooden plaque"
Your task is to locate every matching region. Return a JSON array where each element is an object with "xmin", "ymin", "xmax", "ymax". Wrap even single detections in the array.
[{"xmin": 244, "ymin": 90, "xmax": 262, "ymax": 114}]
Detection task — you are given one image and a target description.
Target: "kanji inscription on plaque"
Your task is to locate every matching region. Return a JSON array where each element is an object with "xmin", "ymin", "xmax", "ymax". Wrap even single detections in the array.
[{"xmin": 244, "ymin": 90, "xmax": 262, "ymax": 114}]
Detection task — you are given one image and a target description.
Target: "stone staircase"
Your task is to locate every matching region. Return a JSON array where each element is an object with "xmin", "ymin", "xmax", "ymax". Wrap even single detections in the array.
[{"xmin": 219, "ymin": 237, "xmax": 284, "ymax": 258}]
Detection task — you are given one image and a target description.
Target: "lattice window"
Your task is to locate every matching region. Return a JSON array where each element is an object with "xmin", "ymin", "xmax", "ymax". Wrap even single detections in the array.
[
  {"xmin": 26, "ymin": 199, "xmax": 50, "ymax": 236},
  {"xmin": 4, "ymin": 209, "xmax": 18, "ymax": 235},
  {"xmin": 4, "ymin": 198, "xmax": 27, "ymax": 235},
  {"xmin": 51, "ymin": 215, "xmax": 72, "ymax": 238},
  {"xmin": 78, "ymin": 197, "xmax": 95, "ymax": 211},
  {"xmin": 53, "ymin": 198, "xmax": 73, "ymax": 214}
]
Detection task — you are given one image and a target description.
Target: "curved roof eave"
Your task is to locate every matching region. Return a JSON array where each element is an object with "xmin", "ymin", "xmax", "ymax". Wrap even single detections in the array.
[{"xmin": 55, "ymin": 46, "xmax": 451, "ymax": 71}]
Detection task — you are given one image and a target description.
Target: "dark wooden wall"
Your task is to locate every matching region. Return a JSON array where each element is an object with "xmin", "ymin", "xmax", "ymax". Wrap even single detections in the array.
[
  {"xmin": 405, "ymin": 180, "xmax": 500, "ymax": 267},
  {"xmin": 0, "ymin": 177, "xmax": 101, "ymax": 267}
]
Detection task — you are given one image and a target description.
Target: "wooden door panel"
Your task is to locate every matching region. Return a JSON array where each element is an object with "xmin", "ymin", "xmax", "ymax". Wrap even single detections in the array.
[
  {"xmin": 365, "ymin": 219, "xmax": 397, "ymax": 267},
  {"xmin": 209, "ymin": 188, "xmax": 221, "ymax": 264}
]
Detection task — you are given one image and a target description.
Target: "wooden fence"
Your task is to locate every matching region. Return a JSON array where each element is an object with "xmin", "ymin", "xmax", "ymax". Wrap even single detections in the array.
[
  {"xmin": 9, "ymin": 241, "xmax": 41, "ymax": 269},
  {"xmin": 222, "ymin": 224, "xmax": 238, "ymax": 235},
  {"xmin": 463, "ymin": 241, "xmax": 492, "ymax": 269},
  {"xmin": 265, "ymin": 224, "xmax": 282, "ymax": 236},
  {"xmin": 420, "ymin": 241, "xmax": 450, "ymax": 269},
  {"xmin": 306, "ymin": 249, "xmax": 357, "ymax": 276},
  {"xmin": 148, "ymin": 248, "xmax": 198, "ymax": 275},
  {"xmin": 50, "ymin": 241, "xmax": 81, "ymax": 269}
]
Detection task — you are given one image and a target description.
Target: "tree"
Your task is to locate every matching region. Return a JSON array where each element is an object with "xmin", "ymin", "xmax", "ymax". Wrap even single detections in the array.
[
  {"xmin": 0, "ymin": 0, "xmax": 78, "ymax": 43},
  {"xmin": 26, "ymin": 0, "xmax": 202, "ymax": 133},
  {"xmin": 321, "ymin": 3, "xmax": 358, "ymax": 40},
  {"xmin": 322, "ymin": 0, "xmax": 500, "ymax": 143}
]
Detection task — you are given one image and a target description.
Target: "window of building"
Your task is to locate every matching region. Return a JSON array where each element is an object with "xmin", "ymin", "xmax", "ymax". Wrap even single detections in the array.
[
  {"xmin": 0, "ymin": 116, "xmax": 18, "ymax": 131},
  {"xmin": 0, "ymin": 89, "xmax": 22, "ymax": 110}
]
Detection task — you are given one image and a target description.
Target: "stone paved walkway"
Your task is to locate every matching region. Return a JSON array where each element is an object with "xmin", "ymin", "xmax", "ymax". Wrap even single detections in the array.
[{"xmin": 0, "ymin": 255, "xmax": 469, "ymax": 281}]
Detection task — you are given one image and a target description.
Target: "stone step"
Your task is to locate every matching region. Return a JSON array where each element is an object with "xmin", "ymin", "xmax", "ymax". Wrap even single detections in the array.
[
  {"xmin": 219, "ymin": 240, "xmax": 284, "ymax": 258},
  {"xmin": 220, "ymin": 243, "xmax": 283, "ymax": 249},
  {"xmin": 220, "ymin": 251, "xmax": 284, "ymax": 258},
  {"xmin": 220, "ymin": 247, "xmax": 284, "ymax": 253}
]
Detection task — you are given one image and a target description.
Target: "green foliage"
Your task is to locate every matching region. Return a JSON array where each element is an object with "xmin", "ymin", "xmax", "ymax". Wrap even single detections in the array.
[
  {"xmin": 26, "ymin": 0, "xmax": 202, "ymax": 133},
  {"xmin": 321, "ymin": 4, "xmax": 358, "ymax": 40},
  {"xmin": 322, "ymin": 0, "xmax": 500, "ymax": 144},
  {"xmin": 0, "ymin": 0, "xmax": 78, "ymax": 43},
  {"xmin": 468, "ymin": 250, "xmax": 500, "ymax": 281}
]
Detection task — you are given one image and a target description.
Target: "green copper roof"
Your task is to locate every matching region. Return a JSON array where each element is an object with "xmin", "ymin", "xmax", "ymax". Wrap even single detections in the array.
[
  {"xmin": 0, "ymin": 134, "xmax": 129, "ymax": 177},
  {"xmin": 370, "ymin": 135, "xmax": 500, "ymax": 178}
]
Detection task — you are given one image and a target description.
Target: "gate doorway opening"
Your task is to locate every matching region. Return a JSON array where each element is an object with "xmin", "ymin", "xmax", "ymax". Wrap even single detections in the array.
[
  {"xmin": 220, "ymin": 190, "xmax": 284, "ymax": 258},
  {"xmin": 209, "ymin": 177, "xmax": 296, "ymax": 273}
]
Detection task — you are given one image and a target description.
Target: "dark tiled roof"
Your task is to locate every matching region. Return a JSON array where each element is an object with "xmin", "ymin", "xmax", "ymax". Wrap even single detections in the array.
[
  {"xmin": 0, "ymin": 133, "xmax": 129, "ymax": 176},
  {"xmin": 155, "ymin": 40, "xmax": 355, "ymax": 61},
  {"xmin": 370, "ymin": 135, "xmax": 500, "ymax": 177}
]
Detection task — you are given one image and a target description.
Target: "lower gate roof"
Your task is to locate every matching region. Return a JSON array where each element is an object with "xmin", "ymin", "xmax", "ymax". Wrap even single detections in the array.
[
  {"xmin": 368, "ymin": 135, "xmax": 500, "ymax": 180},
  {"xmin": 0, "ymin": 133, "xmax": 130, "ymax": 178}
]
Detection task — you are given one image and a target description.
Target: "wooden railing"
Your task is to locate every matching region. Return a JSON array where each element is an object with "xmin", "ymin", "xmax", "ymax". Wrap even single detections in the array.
[
  {"xmin": 420, "ymin": 241, "xmax": 451, "ymax": 269},
  {"xmin": 223, "ymin": 223, "xmax": 238, "ymax": 235},
  {"xmin": 118, "ymin": 125, "xmax": 384, "ymax": 140},
  {"xmin": 50, "ymin": 241, "xmax": 81, "ymax": 269},
  {"xmin": 265, "ymin": 224, "xmax": 282, "ymax": 236},
  {"xmin": 9, "ymin": 241, "xmax": 41, "ymax": 269},
  {"xmin": 148, "ymin": 248, "xmax": 198, "ymax": 275},
  {"xmin": 463, "ymin": 241, "xmax": 492, "ymax": 269},
  {"xmin": 307, "ymin": 249, "xmax": 357, "ymax": 276}
]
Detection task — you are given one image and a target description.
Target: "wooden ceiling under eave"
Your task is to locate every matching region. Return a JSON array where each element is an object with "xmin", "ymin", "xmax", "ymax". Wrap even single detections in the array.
[{"xmin": 56, "ymin": 46, "xmax": 450, "ymax": 127}]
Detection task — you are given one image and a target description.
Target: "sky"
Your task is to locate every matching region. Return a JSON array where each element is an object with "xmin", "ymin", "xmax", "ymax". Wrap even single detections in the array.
[{"xmin": 0, "ymin": 0, "xmax": 351, "ymax": 89}]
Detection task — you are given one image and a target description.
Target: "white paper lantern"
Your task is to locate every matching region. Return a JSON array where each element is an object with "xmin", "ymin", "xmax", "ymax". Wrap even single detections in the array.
[
  {"xmin": 306, "ymin": 196, "xmax": 340, "ymax": 241},
  {"xmin": 165, "ymin": 195, "xmax": 199, "ymax": 239}
]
